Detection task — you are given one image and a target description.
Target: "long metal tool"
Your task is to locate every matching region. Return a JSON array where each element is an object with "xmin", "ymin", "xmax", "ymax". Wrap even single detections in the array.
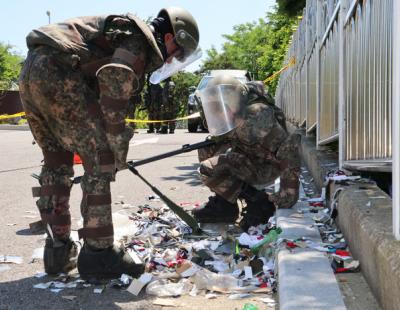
[
  {"xmin": 128, "ymin": 164, "xmax": 202, "ymax": 234},
  {"xmin": 71, "ymin": 139, "xmax": 215, "ymax": 184}
]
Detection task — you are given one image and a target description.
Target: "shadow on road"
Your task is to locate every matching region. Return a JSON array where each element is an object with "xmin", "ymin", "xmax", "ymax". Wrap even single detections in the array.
[{"xmin": 162, "ymin": 164, "xmax": 202, "ymax": 186}]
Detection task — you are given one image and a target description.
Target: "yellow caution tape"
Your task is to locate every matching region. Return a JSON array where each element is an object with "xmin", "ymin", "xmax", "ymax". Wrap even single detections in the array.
[
  {"xmin": 263, "ymin": 56, "xmax": 296, "ymax": 85},
  {"xmin": 0, "ymin": 111, "xmax": 200, "ymax": 124},
  {"xmin": 125, "ymin": 112, "xmax": 201, "ymax": 124},
  {"xmin": 0, "ymin": 111, "xmax": 26, "ymax": 120}
]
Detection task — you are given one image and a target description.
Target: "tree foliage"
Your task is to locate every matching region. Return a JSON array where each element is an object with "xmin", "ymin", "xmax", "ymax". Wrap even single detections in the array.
[
  {"xmin": 277, "ymin": 0, "xmax": 306, "ymax": 17},
  {"xmin": 171, "ymin": 71, "xmax": 201, "ymax": 117},
  {"xmin": 0, "ymin": 43, "xmax": 23, "ymax": 90},
  {"xmin": 199, "ymin": 6, "xmax": 298, "ymax": 95}
]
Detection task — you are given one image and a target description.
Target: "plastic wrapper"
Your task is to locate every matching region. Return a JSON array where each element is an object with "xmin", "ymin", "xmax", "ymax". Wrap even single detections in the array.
[{"xmin": 145, "ymin": 279, "xmax": 192, "ymax": 297}]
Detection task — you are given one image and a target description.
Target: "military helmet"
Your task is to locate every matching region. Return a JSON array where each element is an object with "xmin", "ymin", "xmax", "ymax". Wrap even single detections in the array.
[
  {"xmin": 207, "ymin": 74, "xmax": 249, "ymax": 101},
  {"xmin": 199, "ymin": 74, "xmax": 247, "ymax": 136},
  {"xmin": 157, "ymin": 7, "xmax": 200, "ymax": 61}
]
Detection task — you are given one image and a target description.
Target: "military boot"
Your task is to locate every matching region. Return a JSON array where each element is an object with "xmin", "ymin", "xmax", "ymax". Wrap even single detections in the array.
[
  {"xmin": 78, "ymin": 244, "xmax": 144, "ymax": 282},
  {"xmin": 44, "ymin": 237, "xmax": 78, "ymax": 275},
  {"xmin": 159, "ymin": 125, "xmax": 168, "ymax": 134},
  {"xmin": 192, "ymin": 195, "xmax": 239, "ymax": 223},
  {"xmin": 239, "ymin": 186, "xmax": 275, "ymax": 231}
]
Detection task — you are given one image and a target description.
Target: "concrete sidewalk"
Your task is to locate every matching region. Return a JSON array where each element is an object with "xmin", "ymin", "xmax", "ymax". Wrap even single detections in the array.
[{"xmin": 280, "ymin": 130, "xmax": 392, "ymax": 309}]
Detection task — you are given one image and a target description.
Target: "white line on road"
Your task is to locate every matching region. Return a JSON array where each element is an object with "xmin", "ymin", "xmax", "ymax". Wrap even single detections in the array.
[{"xmin": 129, "ymin": 137, "xmax": 159, "ymax": 146}]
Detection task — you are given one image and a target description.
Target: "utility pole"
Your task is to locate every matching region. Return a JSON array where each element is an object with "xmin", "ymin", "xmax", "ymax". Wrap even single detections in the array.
[{"xmin": 46, "ymin": 10, "xmax": 51, "ymax": 24}]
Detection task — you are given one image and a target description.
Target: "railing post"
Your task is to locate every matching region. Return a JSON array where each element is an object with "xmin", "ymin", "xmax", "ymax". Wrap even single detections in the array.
[
  {"xmin": 338, "ymin": 1, "xmax": 346, "ymax": 169},
  {"xmin": 316, "ymin": 0, "xmax": 322, "ymax": 149},
  {"xmin": 392, "ymin": 0, "xmax": 400, "ymax": 240}
]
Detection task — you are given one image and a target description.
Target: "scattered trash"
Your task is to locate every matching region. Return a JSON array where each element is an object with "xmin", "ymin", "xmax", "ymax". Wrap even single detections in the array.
[
  {"xmin": 228, "ymin": 293, "xmax": 251, "ymax": 299},
  {"xmin": 34, "ymin": 272, "xmax": 47, "ymax": 278},
  {"xmin": 62, "ymin": 295, "xmax": 77, "ymax": 301},
  {"xmin": 146, "ymin": 279, "xmax": 192, "ymax": 297},
  {"xmin": 93, "ymin": 287, "xmax": 104, "ymax": 294},
  {"xmin": 31, "ymin": 247, "xmax": 44, "ymax": 262},
  {"xmin": 242, "ymin": 303, "xmax": 259, "ymax": 310},
  {"xmin": 6, "ymin": 223, "xmax": 16, "ymax": 226},
  {"xmin": 28, "ymin": 195, "xmax": 278, "ymax": 305},
  {"xmin": 0, "ymin": 255, "xmax": 23, "ymax": 264},
  {"xmin": 259, "ymin": 296, "xmax": 276, "ymax": 304},
  {"xmin": 205, "ymin": 293, "xmax": 218, "ymax": 299},
  {"xmin": 127, "ymin": 273, "xmax": 152, "ymax": 296},
  {"xmin": 51, "ymin": 289, "xmax": 63, "ymax": 293},
  {"xmin": 147, "ymin": 195, "xmax": 161, "ymax": 202}
]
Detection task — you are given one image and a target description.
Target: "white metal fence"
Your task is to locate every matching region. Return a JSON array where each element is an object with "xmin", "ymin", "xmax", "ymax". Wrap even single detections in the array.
[{"xmin": 276, "ymin": 0, "xmax": 393, "ymax": 172}]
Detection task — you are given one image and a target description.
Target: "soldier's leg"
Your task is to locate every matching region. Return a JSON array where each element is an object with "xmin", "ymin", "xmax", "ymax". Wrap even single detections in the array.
[
  {"xmin": 193, "ymin": 152, "xmax": 242, "ymax": 223},
  {"xmin": 195, "ymin": 151, "xmax": 275, "ymax": 228},
  {"xmin": 19, "ymin": 51, "xmax": 78, "ymax": 274},
  {"xmin": 23, "ymin": 49, "xmax": 143, "ymax": 278},
  {"xmin": 147, "ymin": 108, "xmax": 154, "ymax": 133},
  {"xmin": 169, "ymin": 120, "xmax": 176, "ymax": 133}
]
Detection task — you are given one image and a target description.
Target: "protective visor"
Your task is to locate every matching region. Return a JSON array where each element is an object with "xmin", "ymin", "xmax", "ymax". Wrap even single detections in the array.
[
  {"xmin": 150, "ymin": 47, "xmax": 202, "ymax": 85},
  {"xmin": 199, "ymin": 84, "xmax": 246, "ymax": 136}
]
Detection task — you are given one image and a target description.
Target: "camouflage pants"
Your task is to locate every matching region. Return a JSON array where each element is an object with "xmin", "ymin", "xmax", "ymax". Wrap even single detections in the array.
[
  {"xmin": 147, "ymin": 104, "xmax": 161, "ymax": 131},
  {"xmin": 161, "ymin": 101, "xmax": 177, "ymax": 131},
  {"xmin": 198, "ymin": 143, "xmax": 281, "ymax": 203},
  {"xmin": 19, "ymin": 47, "xmax": 115, "ymax": 249}
]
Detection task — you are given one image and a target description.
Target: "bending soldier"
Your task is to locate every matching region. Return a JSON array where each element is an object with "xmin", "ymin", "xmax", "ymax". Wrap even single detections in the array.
[
  {"xmin": 160, "ymin": 78, "xmax": 177, "ymax": 134},
  {"xmin": 19, "ymin": 7, "xmax": 199, "ymax": 280},
  {"xmin": 193, "ymin": 76, "xmax": 301, "ymax": 230}
]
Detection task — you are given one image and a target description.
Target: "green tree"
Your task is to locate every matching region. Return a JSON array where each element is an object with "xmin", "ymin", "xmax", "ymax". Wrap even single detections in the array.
[
  {"xmin": 171, "ymin": 71, "xmax": 201, "ymax": 116},
  {"xmin": 199, "ymin": 6, "xmax": 297, "ymax": 95},
  {"xmin": 0, "ymin": 43, "xmax": 23, "ymax": 90},
  {"xmin": 277, "ymin": 0, "xmax": 306, "ymax": 16}
]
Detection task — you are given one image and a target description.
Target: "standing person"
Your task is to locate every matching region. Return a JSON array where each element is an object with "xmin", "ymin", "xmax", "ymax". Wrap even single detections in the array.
[
  {"xmin": 145, "ymin": 78, "xmax": 163, "ymax": 133},
  {"xmin": 193, "ymin": 75, "xmax": 301, "ymax": 230},
  {"xmin": 160, "ymin": 78, "xmax": 177, "ymax": 134},
  {"xmin": 19, "ymin": 7, "xmax": 199, "ymax": 280}
]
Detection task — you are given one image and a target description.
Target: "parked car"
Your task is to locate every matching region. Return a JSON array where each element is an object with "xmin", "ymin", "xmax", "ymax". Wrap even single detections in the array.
[{"xmin": 187, "ymin": 69, "xmax": 252, "ymax": 133}]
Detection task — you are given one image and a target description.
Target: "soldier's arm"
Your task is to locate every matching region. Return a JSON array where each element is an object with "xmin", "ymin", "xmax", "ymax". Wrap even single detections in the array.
[
  {"xmin": 270, "ymin": 133, "xmax": 302, "ymax": 208},
  {"xmin": 96, "ymin": 25, "xmax": 148, "ymax": 169}
]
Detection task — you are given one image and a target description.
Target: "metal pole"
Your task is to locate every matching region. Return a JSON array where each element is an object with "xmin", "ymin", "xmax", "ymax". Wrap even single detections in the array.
[
  {"xmin": 392, "ymin": 0, "xmax": 400, "ymax": 240},
  {"xmin": 316, "ymin": 0, "xmax": 321, "ymax": 150},
  {"xmin": 46, "ymin": 11, "xmax": 51, "ymax": 24},
  {"xmin": 338, "ymin": 0, "xmax": 345, "ymax": 169}
]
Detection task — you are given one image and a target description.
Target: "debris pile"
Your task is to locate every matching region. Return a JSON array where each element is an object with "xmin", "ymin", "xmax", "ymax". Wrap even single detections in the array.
[{"xmin": 30, "ymin": 198, "xmax": 278, "ymax": 305}]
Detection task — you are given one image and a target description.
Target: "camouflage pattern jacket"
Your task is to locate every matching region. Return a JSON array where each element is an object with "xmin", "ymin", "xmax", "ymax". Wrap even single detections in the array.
[
  {"xmin": 227, "ymin": 96, "xmax": 301, "ymax": 208},
  {"xmin": 25, "ymin": 14, "xmax": 166, "ymax": 170}
]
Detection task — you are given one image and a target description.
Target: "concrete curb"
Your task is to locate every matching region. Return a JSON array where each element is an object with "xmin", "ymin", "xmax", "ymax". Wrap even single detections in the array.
[
  {"xmin": 277, "ymin": 201, "xmax": 346, "ymax": 310},
  {"xmin": 297, "ymin": 127, "xmax": 394, "ymax": 309},
  {"xmin": 334, "ymin": 182, "xmax": 399, "ymax": 310}
]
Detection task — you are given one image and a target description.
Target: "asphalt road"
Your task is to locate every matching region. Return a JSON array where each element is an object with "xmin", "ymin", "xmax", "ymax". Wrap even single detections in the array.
[{"xmin": 0, "ymin": 128, "xmax": 274, "ymax": 310}]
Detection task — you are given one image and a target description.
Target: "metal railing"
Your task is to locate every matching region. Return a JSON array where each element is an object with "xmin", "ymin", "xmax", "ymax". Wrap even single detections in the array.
[{"xmin": 276, "ymin": 0, "xmax": 393, "ymax": 172}]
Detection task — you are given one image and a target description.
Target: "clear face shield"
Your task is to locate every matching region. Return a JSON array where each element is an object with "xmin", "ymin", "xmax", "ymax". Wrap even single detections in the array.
[
  {"xmin": 199, "ymin": 84, "xmax": 247, "ymax": 136},
  {"xmin": 150, "ymin": 30, "xmax": 201, "ymax": 84}
]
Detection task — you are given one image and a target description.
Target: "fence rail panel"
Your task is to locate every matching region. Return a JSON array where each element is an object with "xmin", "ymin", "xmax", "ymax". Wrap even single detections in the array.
[{"xmin": 276, "ymin": 0, "xmax": 393, "ymax": 171}]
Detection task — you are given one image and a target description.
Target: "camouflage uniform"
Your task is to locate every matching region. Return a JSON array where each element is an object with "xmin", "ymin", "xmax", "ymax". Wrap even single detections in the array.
[
  {"xmin": 127, "ymin": 94, "xmax": 142, "ymax": 130},
  {"xmin": 160, "ymin": 79, "xmax": 177, "ymax": 133},
  {"xmin": 198, "ymin": 82, "xmax": 301, "ymax": 209},
  {"xmin": 19, "ymin": 14, "xmax": 164, "ymax": 249},
  {"xmin": 145, "ymin": 80, "xmax": 163, "ymax": 133}
]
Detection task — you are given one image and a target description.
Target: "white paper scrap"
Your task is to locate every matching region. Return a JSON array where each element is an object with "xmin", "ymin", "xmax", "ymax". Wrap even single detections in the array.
[
  {"xmin": 127, "ymin": 273, "xmax": 153, "ymax": 296},
  {"xmin": 244, "ymin": 266, "xmax": 253, "ymax": 279}
]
